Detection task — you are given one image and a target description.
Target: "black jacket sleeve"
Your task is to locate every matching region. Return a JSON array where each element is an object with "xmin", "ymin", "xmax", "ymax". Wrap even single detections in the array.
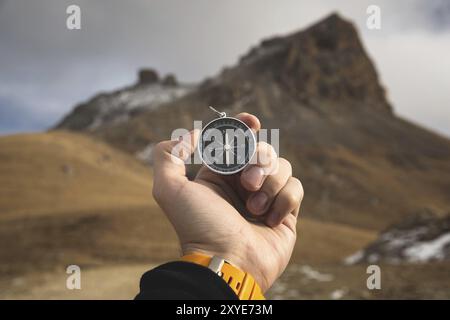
[{"xmin": 135, "ymin": 261, "xmax": 239, "ymax": 300}]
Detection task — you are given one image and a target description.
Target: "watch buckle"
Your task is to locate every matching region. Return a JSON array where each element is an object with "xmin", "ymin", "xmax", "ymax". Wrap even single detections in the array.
[{"xmin": 208, "ymin": 256, "xmax": 225, "ymax": 276}]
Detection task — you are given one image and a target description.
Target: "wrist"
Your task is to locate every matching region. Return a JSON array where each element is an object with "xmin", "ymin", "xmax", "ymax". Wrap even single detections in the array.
[
  {"xmin": 182, "ymin": 239, "xmax": 273, "ymax": 291},
  {"xmin": 180, "ymin": 249, "xmax": 267, "ymax": 298}
]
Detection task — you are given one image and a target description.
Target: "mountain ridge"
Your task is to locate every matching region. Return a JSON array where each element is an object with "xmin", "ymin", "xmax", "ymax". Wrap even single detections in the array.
[
  {"xmin": 54, "ymin": 13, "xmax": 450, "ymax": 231},
  {"xmin": 55, "ymin": 69, "xmax": 195, "ymax": 131}
]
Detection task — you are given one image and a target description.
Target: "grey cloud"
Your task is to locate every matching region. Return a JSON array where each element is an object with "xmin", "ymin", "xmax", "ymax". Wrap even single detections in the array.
[{"xmin": 418, "ymin": 0, "xmax": 450, "ymax": 31}]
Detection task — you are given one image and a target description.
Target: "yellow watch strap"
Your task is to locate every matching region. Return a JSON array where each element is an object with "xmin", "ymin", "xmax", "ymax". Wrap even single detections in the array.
[{"xmin": 181, "ymin": 252, "xmax": 265, "ymax": 300}]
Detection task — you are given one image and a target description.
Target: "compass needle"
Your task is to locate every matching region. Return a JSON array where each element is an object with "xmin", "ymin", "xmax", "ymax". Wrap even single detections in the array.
[{"xmin": 224, "ymin": 131, "xmax": 230, "ymax": 166}]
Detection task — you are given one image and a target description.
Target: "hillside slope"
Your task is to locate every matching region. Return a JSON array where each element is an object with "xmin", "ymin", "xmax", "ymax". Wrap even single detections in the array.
[
  {"xmin": 0, "ymin": 131, "xmax": 180, "ymax": 276},
  {"xmin": 0, "ymin": 131, "xmax": 376, "ymax": 279},
  {"xmin": 0, "ymin": 131, "xmax": 154, "ymax": 219}
]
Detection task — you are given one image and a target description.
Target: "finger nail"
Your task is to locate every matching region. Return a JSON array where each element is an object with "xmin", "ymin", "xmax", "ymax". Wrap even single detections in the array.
[
  {"xmin": 250, "ymin": 192, "xmax": 268, "ymax": 214},
  {"xmin": 267, "ymin": 213, "xmax": 279, "ymax": 227},
  {"xmin": 242, "ymin": 166, "xmax": 265, "ymax": 189}
]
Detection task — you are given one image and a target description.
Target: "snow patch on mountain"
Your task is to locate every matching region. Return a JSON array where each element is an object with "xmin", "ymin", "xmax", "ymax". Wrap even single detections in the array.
[
  {"xmin": 87, "ymin": 83, "xmax": 194, "ymax": 130},
  {"xmin": 404, "ymin": 233, "xmax": 450, "ymax": 262},
  {"xmin": 298, "ymin": 265, "xmax": 334, "ymax": 282},
  {"xmin": 345, "ymin": 212, "xmax": 450, "ymax": 264},
  {"xmin": 55, "ymin": 69, "xmax": 196, "ymax": 131}
]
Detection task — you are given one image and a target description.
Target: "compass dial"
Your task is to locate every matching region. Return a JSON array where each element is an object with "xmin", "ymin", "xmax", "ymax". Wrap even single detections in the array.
[{"xmin": 198, "ymin": 117, "xmax": 256, "ymax": 175}]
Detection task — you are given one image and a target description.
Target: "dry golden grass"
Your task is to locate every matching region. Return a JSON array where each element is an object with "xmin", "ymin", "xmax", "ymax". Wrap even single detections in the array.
[
  {"xmin": 294, "ymin": 218, "xmax": 376, "ymax": 264},
  {"xmin": 0, "ymin": 131, "xmax": 179, "ymax": 278},
  {"xmin": 0, "ymin": 131, "xmax": 154, "ymax": 220}
]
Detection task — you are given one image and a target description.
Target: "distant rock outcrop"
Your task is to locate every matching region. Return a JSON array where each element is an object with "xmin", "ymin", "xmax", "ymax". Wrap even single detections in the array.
[
  {"xmin": 162, "ymin": 74, "xmax": 178, "ymax": 87},
  {"xmin": 54, "ymin": 70, "xmax": 195, "ymax": 131},
  {"xmin": 138, "ymin": 69, "xmax": 159, "ymax": 85}
]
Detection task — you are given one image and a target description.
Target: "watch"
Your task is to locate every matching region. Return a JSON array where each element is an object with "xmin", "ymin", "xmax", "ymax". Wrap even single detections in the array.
[
  {"xmin": 181, "ymin": 252, "xmax": 265, "ymax": 300},
  {"xmin": 198, "ymin": 106, "xmax": 256, "ymax": 175}
]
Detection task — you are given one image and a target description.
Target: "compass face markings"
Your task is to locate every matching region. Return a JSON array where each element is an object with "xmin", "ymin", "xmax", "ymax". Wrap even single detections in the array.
[{"xmin": 199, "ymin": 117, "xmax": 256, "ymax": 175}]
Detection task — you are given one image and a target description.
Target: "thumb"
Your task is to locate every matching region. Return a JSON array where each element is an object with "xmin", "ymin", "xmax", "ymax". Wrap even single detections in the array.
[{"xmin": 152, "ymin": 129, "xmax": 200, "ymax": 192}]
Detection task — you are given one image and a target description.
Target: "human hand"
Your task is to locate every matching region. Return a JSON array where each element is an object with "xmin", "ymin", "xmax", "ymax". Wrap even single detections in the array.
[{"xmin": 152, "ymin": 113, "xmax": 304, "ymax": 292}]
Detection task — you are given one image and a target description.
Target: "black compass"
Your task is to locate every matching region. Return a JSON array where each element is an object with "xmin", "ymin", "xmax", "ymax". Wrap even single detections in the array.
[{"xmin": 198, "ymin": 107, "xmax": 256, "ymax": 175}]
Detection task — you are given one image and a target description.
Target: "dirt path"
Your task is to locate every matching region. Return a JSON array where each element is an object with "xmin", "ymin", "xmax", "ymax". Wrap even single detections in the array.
[{"xmin": 0, "ymin": 263, "xmax": 154, "ymax": 299}]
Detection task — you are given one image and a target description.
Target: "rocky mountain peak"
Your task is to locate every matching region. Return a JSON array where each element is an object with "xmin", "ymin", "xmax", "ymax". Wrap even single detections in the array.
[{"xmin": 237, "ymin": 13, "xmax": 392, "ymax": 114}]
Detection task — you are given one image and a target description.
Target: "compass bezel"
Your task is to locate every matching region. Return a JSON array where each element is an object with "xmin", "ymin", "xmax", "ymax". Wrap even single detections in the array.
[{"xmin": 198, "ymin": 116, "xmax": 256, "ymax": 175}]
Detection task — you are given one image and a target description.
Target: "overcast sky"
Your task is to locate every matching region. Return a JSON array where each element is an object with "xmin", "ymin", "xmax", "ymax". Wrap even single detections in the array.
[{"xmin": 0, "ymin": 0, "xmax": 449, "ymax": 137}]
